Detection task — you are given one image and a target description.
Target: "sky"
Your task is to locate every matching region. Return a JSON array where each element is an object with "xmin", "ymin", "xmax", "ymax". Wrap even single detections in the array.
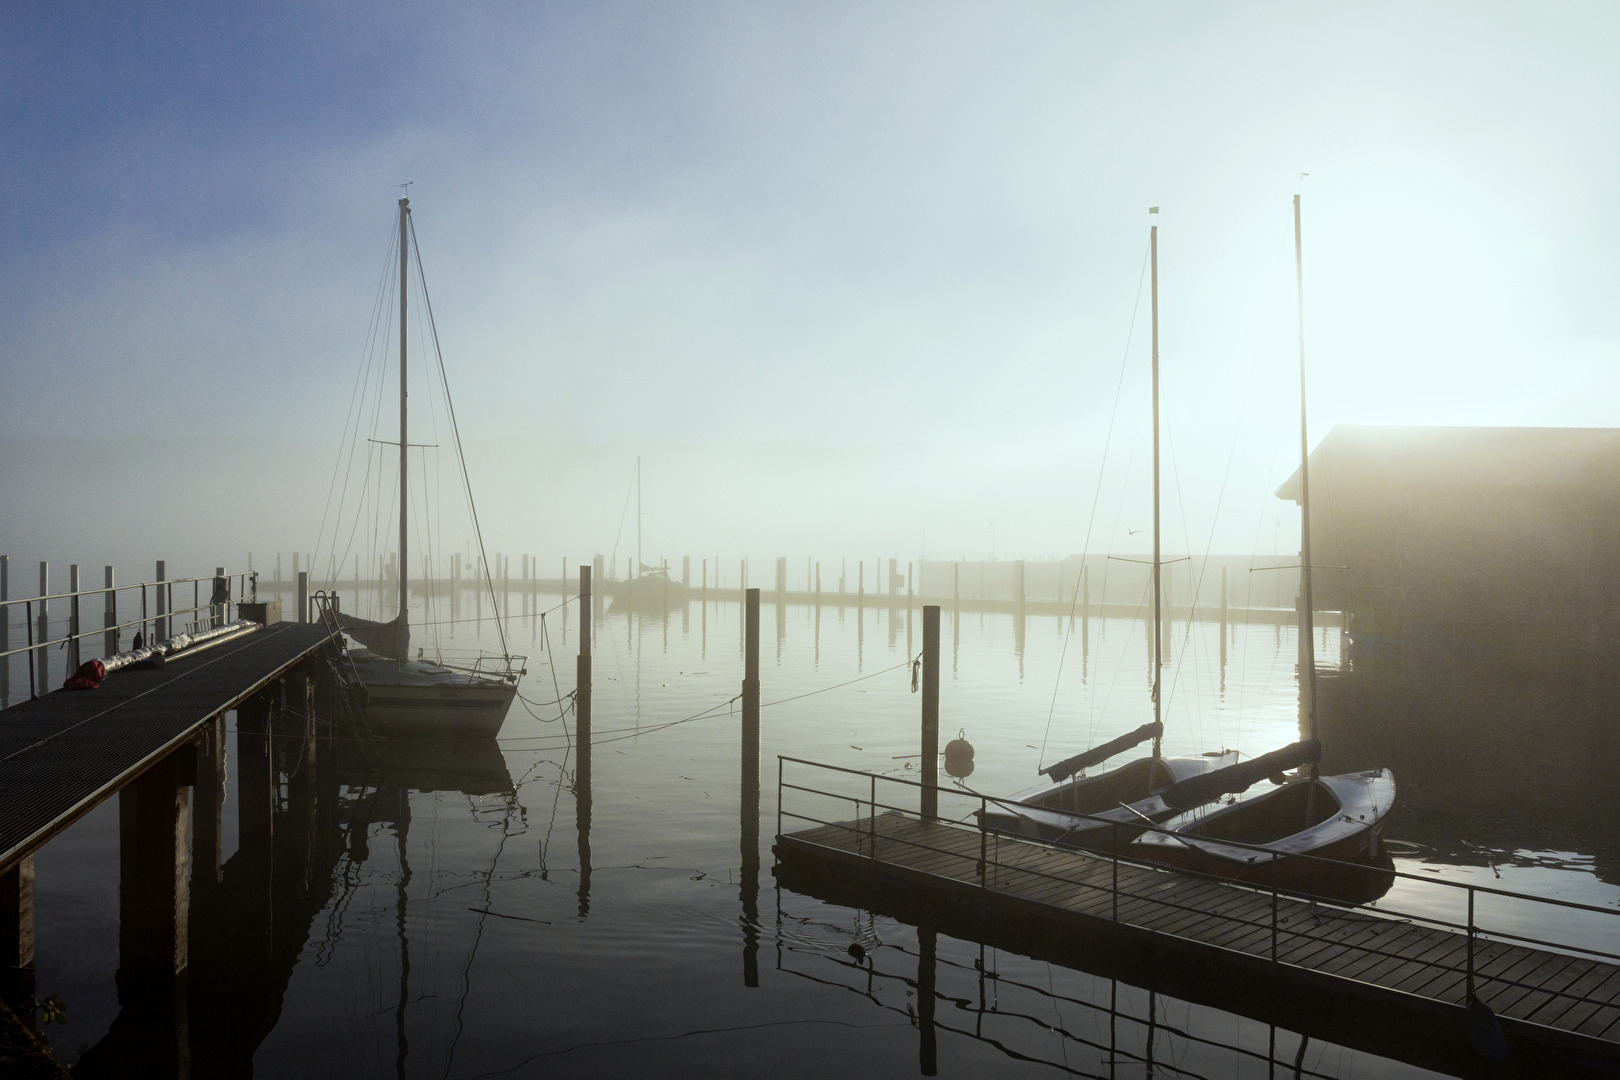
[{"xmin": 3, "ymin": 2, "xmax": 1618, "ymax": 579}]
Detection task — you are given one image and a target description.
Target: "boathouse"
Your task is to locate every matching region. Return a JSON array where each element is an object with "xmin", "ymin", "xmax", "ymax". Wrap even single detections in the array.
[{"xmin": 1276, "ymin": 425, "xmax": 1620, "ymax": 671}]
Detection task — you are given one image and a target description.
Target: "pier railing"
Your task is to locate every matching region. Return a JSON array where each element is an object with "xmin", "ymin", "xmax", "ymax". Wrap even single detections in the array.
[
  {"xmin": 0, "ymin": 567, "xmax": 257, "ymax": 700},
  {"xmin": 778, "ymin": 756, "xmax": 1620, "ymax": 1031}
]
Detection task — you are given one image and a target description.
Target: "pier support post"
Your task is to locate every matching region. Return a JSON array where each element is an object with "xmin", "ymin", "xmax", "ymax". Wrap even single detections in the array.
[
  {"xmin": 237, "ymin": 693, "xmax": 275, "ymax": 852},
  {"xmin": 0, "ymin": 857, "xmax": 35, "ymax": 1010},
  {"xmin": 922, "ymin": 605, "xmax": 940, "ymax": 822},
  {"xmin": 104, "ymin": 566, "xmax": 117, "ymax": 658},
  {"xmin": 741, "ymin": 587, "xmax": 760, "ymax": 988},
  {"xmin": 118, "ymin": 750, "xmax": 191, "ymax": 984},
  {"xmin": 194, "ymin": 718, "xmax": 225, "ymax": 889},
  {"xmin": 296, "ymin": 571, "xmax": 309, "ymax": 624}
]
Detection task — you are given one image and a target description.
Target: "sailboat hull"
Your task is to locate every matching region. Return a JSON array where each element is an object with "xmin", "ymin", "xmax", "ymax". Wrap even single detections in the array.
[
  {"xmin": 346, "ymin": 654, "xmax": 518, "ymax": 739},
  {"xmin": 1130, "ymin": 769, "xmax": 1396, "ymax": 887}
]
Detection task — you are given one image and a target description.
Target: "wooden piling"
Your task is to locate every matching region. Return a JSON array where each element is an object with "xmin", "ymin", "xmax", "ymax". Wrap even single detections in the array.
[
  {"xmin": 296, "ymin": 570, "xmax": 309, "ymax": 624},
  {"xmin": 741, "ymin": 587, "xmax": 760, "ymax": 988},
  {"xmin": 922, "ymin": 605, "xmax": 940, "ymax": 822},
  {"xmin": 194, "ymin": 717, "xmax": 224, "ymax": 888},
  {"xmin": 119, "ymin": 749, "xmax": 191, "ymax": 982},
  {"xmin": 576, "ymin": 564, "xmax": 593, "ymax": 916},
  {"xmin": 0, "ymin": 857, "xmax": 34, "ymax": 1005},
  {"xmin": 683, "ymin": 555, "xmax": 690, "ymax": 587}
]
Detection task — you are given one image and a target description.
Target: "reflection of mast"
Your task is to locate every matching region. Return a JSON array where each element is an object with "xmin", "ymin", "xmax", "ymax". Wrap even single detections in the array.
[
  {"xmin": 577, "ymin": 566, "xmax": 593, "ymax": 918},
  {"xmin": 393, "ymin": 789, "xmax": 411, "ymax": 1080}
]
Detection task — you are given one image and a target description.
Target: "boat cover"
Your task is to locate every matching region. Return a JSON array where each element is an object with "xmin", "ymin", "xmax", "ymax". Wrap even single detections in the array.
[
  {"xmin": 339, "ymin": 612, "xmax": 410, "ymax": 661},
  {"xmin": 1039, "ymin": 722, "xmax": 1164, "ymax": 783},
  {"xmin": 1161, "ymin": 738, "xmax": 1321, "ymax": 810}
]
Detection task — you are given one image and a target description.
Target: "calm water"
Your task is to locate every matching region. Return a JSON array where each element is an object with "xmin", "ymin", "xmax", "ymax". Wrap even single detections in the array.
[{"xmin": 25, "ymin": 588, "xmax": 1620, "ymax": 1076}]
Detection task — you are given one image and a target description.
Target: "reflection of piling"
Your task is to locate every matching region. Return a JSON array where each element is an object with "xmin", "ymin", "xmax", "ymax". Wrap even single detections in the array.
[
  {"xmin": 918, "ymin": 924, "xmax": 938, "ymax": 1076},
  {"xmin": 953, "ymin": 561, "xmax": 959, "ymax": 610},
  {"xmin": 577, "ymin": 565, "xmax": 592, "ymax": 918},
  {"xmin": 741, "ymin": 588, "xmax": 760, "ymax": 987},
  {"xmin": 922, "ymin": 605, "xmax": 939, "ymax": 821},
  {"xmin": 1220, "ymin": 566, "xmax": 1229, "ymax": 685}
]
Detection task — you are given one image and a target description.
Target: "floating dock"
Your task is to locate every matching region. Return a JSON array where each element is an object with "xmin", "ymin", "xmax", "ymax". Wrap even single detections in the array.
[{"xmin": 775, "ymin": 805, "xmax": 1620, "ymax": 1078}]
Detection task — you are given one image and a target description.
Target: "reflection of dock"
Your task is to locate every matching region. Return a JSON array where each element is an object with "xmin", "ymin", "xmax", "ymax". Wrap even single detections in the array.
[{"xmin": 775, "ymin": 784, "xmax": 1620, "ymax": 1078}]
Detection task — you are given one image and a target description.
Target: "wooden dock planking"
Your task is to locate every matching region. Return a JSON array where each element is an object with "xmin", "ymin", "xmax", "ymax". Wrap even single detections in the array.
[
  {"xmin": 776, "ymin": 813, "xmax": 1620, "ymax": 1062},
  {"xmin": 0, "ymin": 622, "xmax": 334, "ymax": 872}
]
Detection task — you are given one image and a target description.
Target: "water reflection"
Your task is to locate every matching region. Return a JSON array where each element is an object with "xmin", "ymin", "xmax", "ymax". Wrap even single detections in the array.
[{"xmin": 772, "ymin": 898, "xmax": 1390, "ymax": 1080}]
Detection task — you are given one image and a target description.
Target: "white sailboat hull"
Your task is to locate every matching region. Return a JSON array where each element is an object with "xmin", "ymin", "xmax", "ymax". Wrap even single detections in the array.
[{"xmin": 346, "ymin": 653, "xmax": 517, "ymax": 739}]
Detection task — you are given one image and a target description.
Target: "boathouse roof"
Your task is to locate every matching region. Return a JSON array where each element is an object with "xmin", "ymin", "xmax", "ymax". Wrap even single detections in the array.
[{"xmin": 1275, "ymin": 425, "xmax": 1620, "ymax": 503}]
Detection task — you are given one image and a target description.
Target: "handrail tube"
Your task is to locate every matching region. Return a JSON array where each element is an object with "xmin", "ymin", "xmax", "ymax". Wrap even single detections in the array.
[
  {"xmin": 0, "ymin": 599, "xmax": 239, "ymax": 662},
  {"xmin": 0, "ymin": 571, "xmax": 251, "ymax": 611}
]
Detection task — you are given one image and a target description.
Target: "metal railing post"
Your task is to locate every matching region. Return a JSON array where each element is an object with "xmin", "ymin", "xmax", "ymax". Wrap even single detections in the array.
[
  {"xmin": 1467, "ymin": 887, "xmax": 1476, "ymax": 1000},
  {"xmin": 1112, "ymin": 821, "xmax": 1120, "ymax": 922},
  {"xmin": 978, "ymin": 796, "xmax": 988, "ymax": 887},
  {"xmin": 868, "ymin": 775, "xmax": 876, "ymax": 858},
  {"xmin": 1271, "ymin": 856, "xmax": 1280, "ymax": 965},
  {"xmin": 68, "ymin": 564, "xmax": 81, "ymax": 671},
  {"xmin": 776, "ymin": 758, "xmax": 783, "ymax": 841},
  {"xmin": 25, "ymin": 600, "xmax": 35, "ymax": 699}
]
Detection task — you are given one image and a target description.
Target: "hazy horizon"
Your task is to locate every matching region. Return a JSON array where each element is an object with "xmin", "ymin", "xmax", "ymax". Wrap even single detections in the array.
[{"xmin": 4, "ymin": 3, "xmax": 1618, "ymax": 574}]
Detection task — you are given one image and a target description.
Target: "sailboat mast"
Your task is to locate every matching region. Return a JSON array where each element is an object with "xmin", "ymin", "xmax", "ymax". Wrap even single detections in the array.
[
  {"xmin": 1294, "ymin": 193, "xmax": 1318, "ymax": 764},
  {"xmin": 1150, "ymin": 215, "xmax": 1163, "ymax": 758},
  {"xmin": 398, "ymin": 197, "xmax": 410, "ymax": 628}
]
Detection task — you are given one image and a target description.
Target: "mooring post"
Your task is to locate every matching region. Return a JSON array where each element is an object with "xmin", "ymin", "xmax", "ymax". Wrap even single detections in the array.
[
  {"xmin": 576, "ymin": 564, "xmax": 593, "ymax": 917},
  {"xmin": 0, "ymin": 857, "xmax": 35, "ymax": 1012},
  {"xmin": 815, "ymin": 561, "xmax": 821, "ymax": 600},
  {"xmin": 103, "ymin": 565, "xmax": 117, "ymax": 657},
  {"xmin": 68, "ymin": 563, "xmax": 81, "ymax": 672},
  {"xmin": 775, "ymin": 557, "xmax": 786, "ymax": 605},
  {"xmin": 296, "ymin": 570, "xmax": 309, "ymax": 624},
  {"xmin": 155, "ymin": 559, "xmax": 168, "ymax": 642},
  {"xmin": 741, "ymin": 587, "xmax": 760, "ymax": 988},
  {"xmin": 858, "ymin": 561, "xmax": 864, "ymax": 607},
  {"xmin": 922, "ymin": 604, "xmax": 940, "ymax": 822},
  {"xmin": 36, "ymin": 562, "xmax": 48, "ymax": 692}
]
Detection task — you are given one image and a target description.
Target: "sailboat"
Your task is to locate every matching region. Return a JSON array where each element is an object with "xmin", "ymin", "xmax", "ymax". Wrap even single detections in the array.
[
  {"xmin": 334, "ymin": 197, "xmax": 522, "ymax": 739},
  {"xmin": 982, "ymin": 210, "xmax": 1237, "ymax": 851},
  {"xmin": 603, "ymin": 455, "xmax": 694, "ymax": 612},
  {"xmin": 1131, "ymin": 193, "xmax": 1395, "ymax": 885}
]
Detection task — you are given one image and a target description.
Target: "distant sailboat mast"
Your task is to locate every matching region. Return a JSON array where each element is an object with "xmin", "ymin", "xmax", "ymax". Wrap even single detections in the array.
[
  {"xmin": 1294, "ymin": 191, "xmax": 1318, "ymax": 778},
  {"xmin": 1150, "ymin": 209, "xmax": 1163, "ymax": 759}
]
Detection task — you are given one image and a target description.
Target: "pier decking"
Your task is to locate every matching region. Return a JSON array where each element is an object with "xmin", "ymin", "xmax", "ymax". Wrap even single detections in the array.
[
  {"xmin": 775, "ymin": 796, "xmax": 1620, "ymax": 1077},
  {"xmin": 0, "ymin": 621, "xmax": 334, "ymax": 872}
]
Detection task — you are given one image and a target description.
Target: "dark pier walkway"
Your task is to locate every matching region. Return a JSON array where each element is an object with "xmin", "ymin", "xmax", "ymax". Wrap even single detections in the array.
[
  {"xmin": 775, "ymin": 806, "xmax": 1620, "ymax": 1078},
  {"xmin": 0, "ymin": 622, "xmax": 334, "ymax": 872}
]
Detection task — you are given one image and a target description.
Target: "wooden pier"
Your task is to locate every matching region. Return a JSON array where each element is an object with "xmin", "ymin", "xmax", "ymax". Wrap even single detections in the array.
[
  {"xmin": 0, "ymin": 621, "xmax": 334, "ymax": 872},
  {"xmin": 775, "ymin": 772, "xmax": 1620, "ymax": 1078}
]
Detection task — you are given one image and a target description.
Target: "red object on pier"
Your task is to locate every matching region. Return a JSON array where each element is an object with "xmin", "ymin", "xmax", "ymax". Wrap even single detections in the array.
[{"xmin": 61, "ymin": 659, "xmax": 106, "ymax": 691}]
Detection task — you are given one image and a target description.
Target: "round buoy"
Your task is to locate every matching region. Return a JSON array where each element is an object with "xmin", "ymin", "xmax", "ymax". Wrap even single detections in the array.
[{"xmin": 943, "ymin": 729, "xmax": 975, "ymax": 779}]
